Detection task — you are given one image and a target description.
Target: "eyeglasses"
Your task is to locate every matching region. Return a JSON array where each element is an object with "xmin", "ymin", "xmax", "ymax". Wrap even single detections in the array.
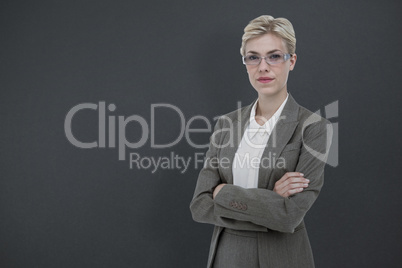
[{"xmin": 242, "ymin": 52, "xmax": 291, "ymax": 65}]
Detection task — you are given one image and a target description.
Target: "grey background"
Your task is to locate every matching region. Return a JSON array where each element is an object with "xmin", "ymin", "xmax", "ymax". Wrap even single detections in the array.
[{"xmin": 1, "ymin": 0, "xmax": 401, "ymax": 267}]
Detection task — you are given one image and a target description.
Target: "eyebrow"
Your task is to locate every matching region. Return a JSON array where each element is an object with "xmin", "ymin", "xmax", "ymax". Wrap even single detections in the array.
[{"xmin": 246, "ymin": 49, "xmax": 281, "ymax": 55}]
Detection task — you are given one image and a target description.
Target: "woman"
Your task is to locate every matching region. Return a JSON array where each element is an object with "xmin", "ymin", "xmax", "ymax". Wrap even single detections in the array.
[{"xmin": 190, "ymin": 15, "xmax": 332, "ymax": 268}]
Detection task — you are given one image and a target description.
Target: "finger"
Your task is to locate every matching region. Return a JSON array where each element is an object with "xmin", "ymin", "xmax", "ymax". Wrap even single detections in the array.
[
  {"xmin": 276, "ymin": 174, "xmax": 302, "ymax": 189},
  {"xmin": 282, "ymin": 181, "xmax": 309, "ymax": 195},
  {"xmin": 286, "ymin": 172, "xmax": 304, "ymax": 178},
  {"xmin": 288, "ymin": 182, "xmax": 309, "ymax": 189},
  {"xmin": 282, "ymin": 182, "xmax": 307, "ymax": 193},
  {"xmin": 288, "ymin": 177, "xmax": 310, "ymax": 184},
  {"xmin": 276, "ymin": 177, "xmax": 308, "ymax": 191},
  {"xmin": 277, "ymin": 184, "xmax": 305, "ymax": 197},
  {"xmin": 286, "ymin": 187, "xmax": 304, "ymax": 197},
  {"xmin": 277, "ymin": 172, "xmax": 304, "ymax": 183},
  {"xmin": 287, "ymin": 181, "xmax": 308, "ymax": 189}
]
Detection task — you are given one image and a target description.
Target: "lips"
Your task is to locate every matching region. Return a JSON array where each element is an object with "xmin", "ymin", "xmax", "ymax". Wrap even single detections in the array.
[{"xmin": 257, "ymin": 77, "xmax": 274, "ymax": 83}]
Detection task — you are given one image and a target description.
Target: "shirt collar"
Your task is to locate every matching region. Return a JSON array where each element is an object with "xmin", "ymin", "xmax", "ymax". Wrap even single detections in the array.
[{"xmin": 248, "ymin": 93, "xmax": 289, "ymax": 138}]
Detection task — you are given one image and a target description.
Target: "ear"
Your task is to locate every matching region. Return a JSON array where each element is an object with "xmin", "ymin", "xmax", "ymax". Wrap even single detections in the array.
[{"xmin": 289, "ymin": 53, "xmax": 297, "ymax": 71}]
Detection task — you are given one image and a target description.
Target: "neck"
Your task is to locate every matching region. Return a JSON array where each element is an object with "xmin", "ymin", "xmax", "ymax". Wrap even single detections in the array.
[{"xmin": 256, "ymin": 90, "xmax": 288, "ymax": 120}]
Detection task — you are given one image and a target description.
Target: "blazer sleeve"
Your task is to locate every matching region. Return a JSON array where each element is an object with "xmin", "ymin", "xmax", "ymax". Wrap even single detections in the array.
[
  {"xmin": 189, "ymin": 117, "xmax": 268, "ymax": 232},
  {"xmin": 212, "ymin": 118, "xmax": 333, "ymax": 233}
]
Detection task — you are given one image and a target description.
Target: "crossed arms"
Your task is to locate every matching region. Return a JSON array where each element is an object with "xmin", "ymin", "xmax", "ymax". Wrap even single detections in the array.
[{"xmin": 190, "ymin": 115, "xmax": 332, "ymax": 233}]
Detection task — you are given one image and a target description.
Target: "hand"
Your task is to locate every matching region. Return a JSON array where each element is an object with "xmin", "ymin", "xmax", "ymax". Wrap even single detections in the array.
[
  {"xmin": 213, "ymin": 183, "xmax": 226, "ymax": 199},
  {"xmin": 274, "ymin": 172, "xmax": 309, "ymax": 198}
]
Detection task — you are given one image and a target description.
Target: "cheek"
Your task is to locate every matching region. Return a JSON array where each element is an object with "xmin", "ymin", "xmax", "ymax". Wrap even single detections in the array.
[
  {"xmin": 275, "ymin": 68, "xmax": 289, "ymax": 80},
  {"xmin": 248, "ymin": 72, "xmax": 256, "ymax": 85},
  {"xmin": 245, "ymin": 68, "xmax": 251, "ymax": 79},
  {"xmin": 246, "ymin": 67, "xmax": 256, "ymax": 78}
]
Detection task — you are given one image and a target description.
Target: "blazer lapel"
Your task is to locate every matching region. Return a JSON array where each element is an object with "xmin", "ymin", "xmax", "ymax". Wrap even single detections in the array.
[
  {"xmin": 223, "ymin": 95, "xmax": 300, "ymax": 187},
  {"xmin": 225, "ymin": 100, "xmax": 255, "ymax": 185},
  {"xmin": 257, "ymin": 94, "xmax": 300, "ymax": 189}
]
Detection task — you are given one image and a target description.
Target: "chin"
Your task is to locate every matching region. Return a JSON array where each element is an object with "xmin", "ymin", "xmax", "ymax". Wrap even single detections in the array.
[
  {"xmin": 255, "ymin": 84, "xmax": 287, "ymax": 97},
  {"xmin": 255, "ymin": 87, "xmax": 282, "ymax": 97}
]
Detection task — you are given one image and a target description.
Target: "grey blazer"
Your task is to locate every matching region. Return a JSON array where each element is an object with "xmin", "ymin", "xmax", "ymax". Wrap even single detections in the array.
[{"xmin": 190, "ymin": 94, "xmax": 333, "ymax": 268}]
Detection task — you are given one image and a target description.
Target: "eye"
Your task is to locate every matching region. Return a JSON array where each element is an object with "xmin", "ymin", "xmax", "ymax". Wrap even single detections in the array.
[
  {"xmin": 246, "ymin": 55, "xmax": 259, "ymax": 61},
  {"xmin": 268, "ymin": 53, "xmax": 283, "ymax": 61}
]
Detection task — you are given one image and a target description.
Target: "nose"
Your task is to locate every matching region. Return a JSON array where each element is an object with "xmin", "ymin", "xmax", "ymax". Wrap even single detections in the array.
[{"xmin": 258, "ymin": 57, "xmax": 270, "ymax": 72}]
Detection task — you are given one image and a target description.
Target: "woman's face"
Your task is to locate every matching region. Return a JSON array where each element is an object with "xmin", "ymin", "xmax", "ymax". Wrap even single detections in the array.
[{"xmin": 244, "ymin": 33, "xmax": 297, "ymax": 98}]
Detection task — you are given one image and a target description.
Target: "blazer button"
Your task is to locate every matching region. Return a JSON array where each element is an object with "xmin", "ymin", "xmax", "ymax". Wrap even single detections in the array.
[
  {"xmin": 233, "ymin": 202, "xmax": 238, "ymax": 208},
  {"xmin": 242, "ymin": 204, "xmax": 248, "ymax": 210}
]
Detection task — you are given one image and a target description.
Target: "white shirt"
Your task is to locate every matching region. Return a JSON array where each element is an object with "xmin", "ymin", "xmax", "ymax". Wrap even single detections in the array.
[{"xmin": 233, "ymin": 94, "xmax": 289, "ymax": 188}]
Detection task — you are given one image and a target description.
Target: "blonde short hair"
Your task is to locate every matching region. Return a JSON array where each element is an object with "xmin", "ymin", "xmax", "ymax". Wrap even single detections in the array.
[{"xmin": 240, "ymin": 15, "xmax": 296, "ymax": 56}]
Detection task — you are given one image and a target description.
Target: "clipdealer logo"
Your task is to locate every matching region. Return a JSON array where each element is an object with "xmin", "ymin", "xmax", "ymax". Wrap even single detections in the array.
[
  {"xmin": 64, "ymin": 100, "xmax": 339, "ymax": 173},
  {"xmin": 64, "ymin": 101, "xmax": 225, "ymax": 173}
]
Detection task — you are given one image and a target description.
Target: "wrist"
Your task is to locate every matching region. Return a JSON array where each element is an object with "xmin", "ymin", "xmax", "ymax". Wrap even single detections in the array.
[{"xmin": 213, "ymin": 183, "xmax": 226, "ymax": 199}]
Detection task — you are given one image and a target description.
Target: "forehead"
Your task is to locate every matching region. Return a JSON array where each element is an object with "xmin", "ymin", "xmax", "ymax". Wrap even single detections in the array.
[{"xmin": 245, "ymin": 33, "xmax": 286, "ymax": 54}]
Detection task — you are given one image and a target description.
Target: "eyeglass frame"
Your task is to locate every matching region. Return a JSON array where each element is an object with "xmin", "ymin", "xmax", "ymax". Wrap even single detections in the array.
[{"xmin": 242, "ymin": 52, "xmax": 292, "ymax": 66}]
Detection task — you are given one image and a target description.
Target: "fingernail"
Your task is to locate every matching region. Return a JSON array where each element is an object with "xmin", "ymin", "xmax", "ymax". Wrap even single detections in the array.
[
  {"xmin": 300, "ymin": 173, "xmax": 304, "ymax": 176},
  {"xmin": 303, "ymin": 184, "xmax": 308, "ymax": 187},
  {"xmin": 306, "ymin": 179, "xmax": 310, "ymax": 182},
  {"xmin": 299, "ymin": 188, "xmax": 304, "ymax": 191}
]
